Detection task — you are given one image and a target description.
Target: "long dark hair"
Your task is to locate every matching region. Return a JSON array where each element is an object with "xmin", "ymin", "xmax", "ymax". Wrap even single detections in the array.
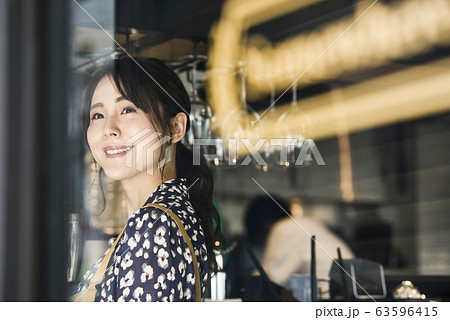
[{"xmin": 81, "ymin": 57, "xmax": 221, "ymax": 272}]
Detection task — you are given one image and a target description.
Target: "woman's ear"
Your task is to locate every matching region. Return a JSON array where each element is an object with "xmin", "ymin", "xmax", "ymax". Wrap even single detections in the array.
[{"xmin": 171, "ymin": 112, "xmax": 188, "ymax": 144}]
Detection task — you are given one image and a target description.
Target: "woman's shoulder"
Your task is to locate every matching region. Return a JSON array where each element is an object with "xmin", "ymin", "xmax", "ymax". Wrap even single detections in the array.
[
  {"xmin": 118, "ymin": 178, "xmax": 205, "ymax": 254},
  {"xmin": 122, "ymin": 197, "xmax": 201, "ymax": 246},
  {"xmin": 140, "ymin": 178, "xmax": 199, "ymax": 226}
]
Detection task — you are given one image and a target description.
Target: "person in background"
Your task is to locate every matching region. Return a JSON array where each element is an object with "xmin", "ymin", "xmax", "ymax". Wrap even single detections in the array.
[
  {"xmin": 245, "ymin": 195, "xmax": 290, "ymax": 262},
  {"xmin": 261, "ymin": 197, "xmax": 354, "ymax": 297},
  {"xmin": 224, "ymin": 194, "xmax": 289, "ymax": 300}
]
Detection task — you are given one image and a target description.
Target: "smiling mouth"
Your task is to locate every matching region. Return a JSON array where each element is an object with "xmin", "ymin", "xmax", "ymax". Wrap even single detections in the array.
[{"xmin": 104, "ymin": 146, "xmax": 133, "ymax": 157}]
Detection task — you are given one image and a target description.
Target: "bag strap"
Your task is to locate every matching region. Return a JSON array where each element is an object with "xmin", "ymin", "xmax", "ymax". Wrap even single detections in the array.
[
  {"xmin": 71, "ymin": 223, "xmax": 127, "ymax": 302},
  {"xmin": 143, "ymin": 203, "xmax": 202, "ymax": 302}
]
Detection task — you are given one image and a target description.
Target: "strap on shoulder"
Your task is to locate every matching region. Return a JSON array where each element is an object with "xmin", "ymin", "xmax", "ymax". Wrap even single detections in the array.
[{"xmin": 143, "ymin": 203, "xmax": 202, "ymax": 302}]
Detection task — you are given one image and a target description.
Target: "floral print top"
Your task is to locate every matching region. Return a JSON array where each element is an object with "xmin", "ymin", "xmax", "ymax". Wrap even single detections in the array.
[{"xmin": 77, "ymin": 178, "xmax": 209, "ymax": 301}]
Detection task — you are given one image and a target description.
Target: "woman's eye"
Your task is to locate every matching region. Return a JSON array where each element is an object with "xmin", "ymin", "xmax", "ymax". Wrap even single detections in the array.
[
  {"xmin": 122, "ymin": 107, "xmax": 136, "ymax": 114},
  {"xmin": 91, "ymin": 113, "xmax": 104, "ymax": 120}
]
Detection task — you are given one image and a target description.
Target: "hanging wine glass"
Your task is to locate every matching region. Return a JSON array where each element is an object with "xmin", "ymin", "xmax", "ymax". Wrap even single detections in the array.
[
  {"xmin": 275, "ymin": 80, "xmax": 312, "ymax": 167},
  {"xmin": 179, "ymin": 52, "xmax": 219, "ymax": 166},
  {"xmin": 235, "ymin": 61, "xmax": 260, "ymax": 168},
  {"xmin": 190, "ymin": 57, "xmax": 212, "ymax": 140},
  {"xmin": 257, "ymin": 83, "xmax": 277, "ymax": 172}
]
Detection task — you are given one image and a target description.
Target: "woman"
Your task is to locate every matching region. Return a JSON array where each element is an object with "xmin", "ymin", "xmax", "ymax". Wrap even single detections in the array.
[{"xmin": 74, "ymin": 57, "xmax": 221, "ymax": 302}]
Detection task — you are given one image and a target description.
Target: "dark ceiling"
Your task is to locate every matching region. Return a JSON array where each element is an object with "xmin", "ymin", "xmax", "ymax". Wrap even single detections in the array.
[
  {"xmin": 116, "ymin": 0, "xmax": 226, "ymax": 42},
  {"xmin": 113, "ymin": 0, "xmax": 450, "ymax": 111},
  {"xmin": 115, "ymin": 0, "xmax": 362, "ymax": 42},
  {"xmin": 76, "ymin": 0, "xmax": 450, "ymax": 108}
]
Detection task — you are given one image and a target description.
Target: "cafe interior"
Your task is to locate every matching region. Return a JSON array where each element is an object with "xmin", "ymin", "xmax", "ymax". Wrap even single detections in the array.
[{"xmin": 1, "ymin": 0, "xmax": 450, "ymax": 301}]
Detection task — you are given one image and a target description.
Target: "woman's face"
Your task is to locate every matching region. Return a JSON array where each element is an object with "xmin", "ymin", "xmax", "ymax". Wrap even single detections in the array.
[{"xmin": 87, "ymin": 76, "xmax": 161, "ymax": 181}]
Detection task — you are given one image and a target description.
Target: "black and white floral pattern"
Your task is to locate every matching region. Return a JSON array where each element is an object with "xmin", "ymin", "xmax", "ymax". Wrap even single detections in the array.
[{"xmin": 77, "ymin": 178, "xmax": 208, "ymax": 302}]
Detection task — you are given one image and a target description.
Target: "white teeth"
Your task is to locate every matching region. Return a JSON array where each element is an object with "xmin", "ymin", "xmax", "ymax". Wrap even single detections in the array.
[{"xmin": 106, "ymin": 146, "xmax": 132, "ymax": 155}]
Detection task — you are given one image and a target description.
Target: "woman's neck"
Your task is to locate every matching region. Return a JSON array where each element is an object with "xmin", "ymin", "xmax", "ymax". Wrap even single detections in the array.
[
  {"xmin": 121, "ymin": 161, "xmax": 177, "ymax": 217},
  {"xmin": 121, "ymin": 174, "xmax": 161, "ymax": 216}
]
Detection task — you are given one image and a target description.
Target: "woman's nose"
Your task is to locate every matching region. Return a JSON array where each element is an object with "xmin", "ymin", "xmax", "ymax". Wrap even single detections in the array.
[{"xmin": 103, "ymin": 116, "xmax": 120, "ymax": 137}]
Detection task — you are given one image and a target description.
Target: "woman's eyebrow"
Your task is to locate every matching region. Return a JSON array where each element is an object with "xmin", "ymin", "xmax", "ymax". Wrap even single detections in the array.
[
  {"xmin": 90, "ymin": 96, "xmax": 126, "ymax": 109},
  {"xmin": 90, "ymin": 102, "xmax": 103, "ymax": 109},
  {"xmin": 115, "ymin": 96, "xmax": 126, "ymax": 103}
]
